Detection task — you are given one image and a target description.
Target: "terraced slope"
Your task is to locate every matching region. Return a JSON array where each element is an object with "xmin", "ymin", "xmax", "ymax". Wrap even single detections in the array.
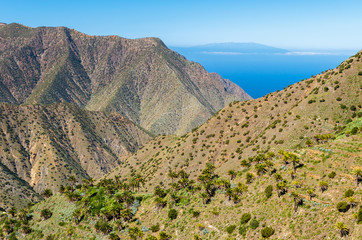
[{"xmin": 0, "ymin": 23, "xmax": 251, "ymax": 135}]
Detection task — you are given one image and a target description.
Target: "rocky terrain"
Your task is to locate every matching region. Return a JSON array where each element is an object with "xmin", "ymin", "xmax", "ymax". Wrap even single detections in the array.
[{"xmin": 0, "ymin": 23, "xmax": 251, "ymax": 136}]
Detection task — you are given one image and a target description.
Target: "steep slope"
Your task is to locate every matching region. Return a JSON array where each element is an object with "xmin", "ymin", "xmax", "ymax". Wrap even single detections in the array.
[
  {"xmin": 0, "ymin": 162, "xmax": 42, "ymax": 210},
  {"xmin": 1, "ymin": 124, "xmax": 360, "ymax": 239},
  {"xmin": 0, "ymin": 23, "xmax": 251, "ymax": 135},
  {"xmin": 106, "ymin": 50, "xmax": 362, "ymax": 188},
  {"xmin": 0, "ymin": 102, "xmax": 150, "ymax": 200}
]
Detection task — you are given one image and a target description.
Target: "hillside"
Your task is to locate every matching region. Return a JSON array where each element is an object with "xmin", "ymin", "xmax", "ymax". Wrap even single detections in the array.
[
  {"xmin": 0, "ymin": 118, "xmax": 360, "ymax": 239},
  {"xmin": 0, "ymin": 102, "xmax": 150, "ymax": 209},
  {"xmin": 106, "ymin": 51, "xmax": 362, "ymax": 188},
  {"xmin": 0, "ymin": 23, "xmax": 251, "ymax": 135}
]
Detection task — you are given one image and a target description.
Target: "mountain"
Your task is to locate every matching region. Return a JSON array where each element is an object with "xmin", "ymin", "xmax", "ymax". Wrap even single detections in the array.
[
  {"xmin": 0, "ymin": 23, "xmax": 251, "ymax": 135},
  {"xmin": 0, "ymin": 102, "xmax": 150, "ymax": 209},
  {"xmin": 171, "ymin": 42, "xmax": 289, "ymax": 55},
  {"xmin": 0, "ymin": 52, "xmax": 361, "ymax": 239}
]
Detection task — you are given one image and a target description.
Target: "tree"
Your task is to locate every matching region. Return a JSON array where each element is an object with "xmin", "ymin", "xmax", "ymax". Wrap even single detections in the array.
[
  {"xmin": 276, "ymin": 181, "xmax": 287, "ymax": 197},
  {"xmin": 347, "ymin": 197, "xmax": 358, "ymax": 208},
  {"xmin": 42, "ymin": 189, "xmax": 53, "ymax": 198},
  {"xmin": 334, "ymin": 222, "xmax": 349, "ymax": 237},
  {"xmin": 255, "ymin": 164, "xmax": 267, "ymax": 176},
  {"xmin": 307, "ymin": 189, "xmax": 316, "ymax": 200},
  {"xmin": 167, "ymin": 170, "xmax": 178, "ymax": 184},
  {"xmin": 291, "ymin": 192, "xmax": 302, "ymax": 212},
  {"xmin": 129, "ymin": 227, "xmax": 144, "ymax": 240},
  {"xmin": 200, "ymin": 192, "xmax": 209, "ymax": 204},
  {"xmin": 336, "ymin": 201, "xmax": 350, "ymax": 213},
  {"xmin": 227, "ymin": 170, "xmax": 237, "ymax": 180},
  {"xmin": 8, "ymin": 207, "xmax": 17, "ymax": 217},
  {"xmin": 159, "ymin": 231, "xmax": 171, "ymax": 240},
  {"xmin": 319, "ymin": 181, "xmax": 328, "ymax": 192},
  {"xmin": 352, "ymin": 168, "xmax": 362, "ymax": 186},
  {"xmin": 68, "ymin": 175, "xmax": 76, "ymax": 189},
  {"xmin": 265, "ymin": 185, "xmax": 273, "ymax": 199},
  {"xmin": 240, "ymin": 213, "xmax": 251, "ymax": 224}
]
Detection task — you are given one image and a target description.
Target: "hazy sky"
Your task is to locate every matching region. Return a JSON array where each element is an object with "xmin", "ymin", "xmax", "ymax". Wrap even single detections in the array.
[{"xmin": 1, "ymin": 0, "xmax": 361, "ymax": 49}]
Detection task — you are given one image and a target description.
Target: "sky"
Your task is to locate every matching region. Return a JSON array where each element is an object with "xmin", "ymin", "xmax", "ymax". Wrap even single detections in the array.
[{"xmin": 1, "ymin": 0, "xmax": 362, "ymax": 50}]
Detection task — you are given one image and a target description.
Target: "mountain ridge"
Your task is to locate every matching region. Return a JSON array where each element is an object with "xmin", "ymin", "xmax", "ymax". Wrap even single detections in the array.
[{"xmin": 0, "ymin": 23, "xmax": 251, "ymax": 135}]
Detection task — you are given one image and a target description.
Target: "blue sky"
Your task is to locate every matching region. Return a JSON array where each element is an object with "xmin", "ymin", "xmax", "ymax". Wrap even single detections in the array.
[{"xmin": 1, "ymin": 0, "xmax": 361, "ymax": 49}]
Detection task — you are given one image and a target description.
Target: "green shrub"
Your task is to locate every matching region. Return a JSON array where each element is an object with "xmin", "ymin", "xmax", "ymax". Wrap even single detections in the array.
[
  {"xmin": 240, "ymin": 213, "xmax": 251, "ymax": 224},
  {"xmin": 192, "ymin": 210, "xmax": 200, "ymax": 217},
  {"xmin": 357, "ymin": 206, "xmax": 362, "ymax": 224},
  {"xmin": 40, "ymin": 209, "xmax": 52, "ymax": 220},
  {"xmin": 250, "ymin": 219, "xmax": 260, "ymax": 229},
  {"xmin": 344, "ymin": 189, "xmax": 354, "ymax": 198},
  {"xmin": 108, "ymin": 233, "xmax": 120, "ymax": 240},
  {"xmin": 168, "ymin": 209, "xmax": 178, "ymax": 220},
  {"xmin": 265, "ymin": 185, "xmax": 273, "ymax": 199},
  {"xmin": 150, "ymin": 223, "xmax": 160, "ymax": 232},
  {"xmin": 226, "ymin": 225, "xmax": 236, "ymax": 234},
  {"xmin": 261, "ymin": 227, "xmax": 275, "ymax": 238},
  {"xmin": 95, "ymin": 219, "xmax": 112, "ymax": 234},
  {"xmin": 239, "ymin": 225, "xmax": 247, "ymax": 236},
  {"xmin": 328, "ymin": 171, "xmax": 336, "ymax": 179},
  {"xmin": 351, "ymin": 127, "xmax": 358, "ymax": 135},
  {"xmin": 358, "ymin": 71, "xmax": 362, "ymax": 76},
  {"xmin": 336, "ymin": 201, "xmax": 350, "ymax": 213}
]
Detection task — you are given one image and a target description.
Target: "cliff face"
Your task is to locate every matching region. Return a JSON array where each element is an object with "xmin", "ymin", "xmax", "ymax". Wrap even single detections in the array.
[{"xmin": 0, "ymin": 23, "xmax": 251, "ymax": 135}]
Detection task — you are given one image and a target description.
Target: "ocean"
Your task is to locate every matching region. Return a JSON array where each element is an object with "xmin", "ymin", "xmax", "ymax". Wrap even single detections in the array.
[{"xmin": 171, "ymin": 49, "xmax": 356, "ymax": 99}]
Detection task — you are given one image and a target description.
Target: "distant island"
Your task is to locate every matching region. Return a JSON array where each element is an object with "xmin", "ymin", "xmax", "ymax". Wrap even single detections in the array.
[{"xmin": 171, "ymin": 42, "xmax": 289, "ymax": 55}]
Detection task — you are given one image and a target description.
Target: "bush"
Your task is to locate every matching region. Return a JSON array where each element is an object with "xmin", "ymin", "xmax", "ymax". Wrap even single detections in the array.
[
  {"xmin": 168, "ymin": 209, "xmax": 178, "ymax": 220},
  {"xmin": 337, "ymin": 201, "xmax": 350, "ymax": 213},
  {"xmin": 226, "ymin": 225, "xmax": 236, "ymax": 234},
  {"xmin": 95, "ymin": 219, "xmax": 112, "ymax": 234},
  {"xmin": 358, "ymin": 71, "xmax": 362, "ymax": 76},
  {"xmin": 344, "ymin": 189, "xmax": 354, "ymax": 198},
  {"xmin": 265, "ymin": 185, "xmax": 273, "ymax": 199},
  {"xmin": 351, "ymin": 127, "xmax": 358, "ymax": 135},
  {"xmin": 357, "ymin": 206, "xmax": 362, "ymax": 224},
  {"xmin": 239, "ymin": 225, "xmax": 247, "ymax": 236},
  {"xmin": 150, "ymin": 223, "xmax": 160, "ymax": 232},
  {"xmin": 261, "ymin": 227, "xmax": 275, "ymax": 238},
  {"xmin": 250, "ymin": 219, "xmax": 260, "ymax": 229},
  {"xmin": 192, "ymin": 210, "xmax": 200, "ymax": 217},
  {"xmin": 328, "ymin": 171, "xmax": 336, "ymax": 179},
  {"xmin": 240, "ymin": 213, "xmax": 251, "ymax": 224},
  {"xmin": 109, "ymin": 233, "xmax": 120, "ymax": 240},
  {"xmin": 40, "ymin": 209, "xmax": 52, "ymax": 220}
]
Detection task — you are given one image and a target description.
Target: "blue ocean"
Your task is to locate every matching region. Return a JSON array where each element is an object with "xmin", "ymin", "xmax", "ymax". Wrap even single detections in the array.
[{"xmin": 171, "ymin": 49, "xmax": 356, "ymax": 99}]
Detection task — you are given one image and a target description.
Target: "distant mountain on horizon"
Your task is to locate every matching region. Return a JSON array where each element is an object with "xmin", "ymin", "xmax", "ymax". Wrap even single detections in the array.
[{"xmin": 171, "ymin": 42, "xmax": 289, "ymax": 55}]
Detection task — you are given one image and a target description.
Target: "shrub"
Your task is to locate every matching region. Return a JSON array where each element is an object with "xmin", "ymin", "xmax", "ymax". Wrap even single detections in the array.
[
  {"xmin": 265, "ymin": 185, "xmax": 273, "ymax": 199},
  {"xmin": 336, "ymin": 97, "xmax": 342, "ymax": 101},
  {"xmin": 351, "ymin": 127, "xmax": 358, "ymax": 135},
  {"xmin": 240, "ymin": 213, "xmax": 251, "ymax": 224},
  {"xmin": 350, "ymin": 105, "xmax": 357, "ymax": 111},
  {"xmin": 168, "ymin": 209, "xmax": 178, "ymax": 220},
  {"xmin": 357, "ymin": 206, "xmax": 362, "ymax": 224},
  {"xmin": 344, "ymin": 189, "xmax": 354, "ymax": 198},
  {"xmin": 239, "ymin": 225, "xmax": 247, "ymax": 236},
  {"xmin": 337, "ymin": 201, "xmax": 350, "ymax": 213},
  {"xmin": 226, "ymin": 225, "xmax": 236, "ymax": 234},
  {"xmin": 109, "ymin": 233, "xmax": 120, "ymax": 240},
  {"xmin": 261, "ymin": 227, "xmax": 275, "ymax": 238},
  {"xmin": 358, "ymin": 71, "xmax": 362, "ymax": 76},
  {"xmin": 40, "ymin": 209, "xmax": 52, "ymax": 220},
  {"xmin": 250, "ymin": 219, "xmax": 260, "ymax": 229},
  {"xmin": 192, "ymin": 210, "xmax": 200, "ymax": 217},
  {"xmin": 328, "ymin": 171, "xmax": 336, "ymax": 179},
  {"xmin": 95, "ymin": 219, "xmax": 112, "ymax": 234},
  {"xmin": 150, "ymin": 223, "xmax": 160, "ymax": 232}
]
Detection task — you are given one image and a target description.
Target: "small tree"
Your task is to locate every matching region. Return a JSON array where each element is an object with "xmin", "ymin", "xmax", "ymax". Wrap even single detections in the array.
[
  {"xmin": 291, "ymin": 192, "xmax": 303, "ymax": 212},
  {"xmin": 227, "ymin": 170, "xmax": 237, "ymax": 180},
  {"xmin": 352, "ymin": 168, "xmax": 362, "ymax": 186},
  {"xmin": 336, "ymin": 201, "xmax": 350, "ymax": 213},
  {"xmin": 307, "ymin": 189, "xmax": 316, "ymax": 200},
  {"xmin": 42, "ymin": 189, "xmax": 53, "ymax": 198},
  {"xmin": 319, "ymin": 181, "xmax": 328, "ymax": 192},
  {"xmin": 240, "ymin": 213, "xmax": 251, "ymax": 224},
  {"xmin": 249, "ymin": 219, "xmax": 259, "ymax": 230},
  {"xmin": 334, "ymin": 222, "xmax": 349, "ymax": 237}
]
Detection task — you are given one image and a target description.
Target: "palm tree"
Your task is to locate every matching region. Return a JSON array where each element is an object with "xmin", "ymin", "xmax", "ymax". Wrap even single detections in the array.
[
  {"xmin": 167, "ymin": 170, "xmax": 178, "ymax": 184},
  {"xmin": 68, "ymin": 175, "xmax": 76, "ymax": 189},
  {"xmin": 276, "ymin": 181, "xmax": 287, "ymax": 197},
  {"xmin": 352, "ymin": 168, "xmax": 362, "ymax": 186},
  {"xmin": 319, "ymin": 181, "xmax": 328, "ymax": 192},
  {"xmin": 227, "ymin": 170, "xmax": 237, "ymax": 180},
  {"xmin": 334, "ymin": 222, "xmax": 349, "ymax": 237},
  {"xmin": 289, "ymin": 170, "xmax": 296, "ymax": 180},
  {"xmin": 200, "ymin": 192, "xmax": 209, "ymax": 204},
  {"xmin": 347, "ymin": 197, "xmax": 358, "ymax": 208},
  {"xmin": 255, "ymin": 164, "xmax": 267, "ymax": 176},
  {"xmin": 291, "ymin": 192, "xmax": 302, "ymax": 212},
  {"xmin": 307, "ymin": 189, "xmax": 315, "ymax": 200}
]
